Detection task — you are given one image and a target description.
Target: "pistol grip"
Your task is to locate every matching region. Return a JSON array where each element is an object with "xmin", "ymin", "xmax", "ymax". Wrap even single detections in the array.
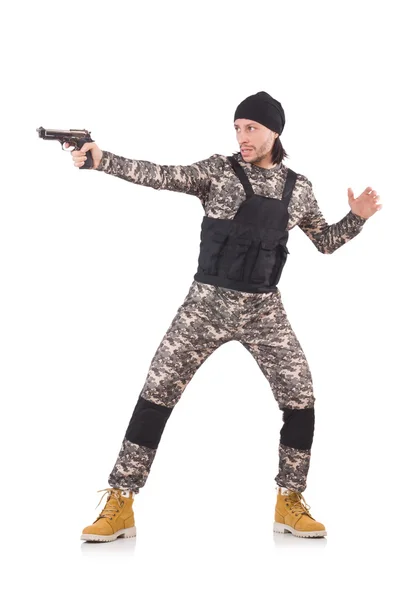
[
  {"xmin": 75, "ymin": 136, "xmax": 94, "ymax": 169},
  {"xmin": 80, "ymin": 149, "xmax": 94, "ymax": 169}
]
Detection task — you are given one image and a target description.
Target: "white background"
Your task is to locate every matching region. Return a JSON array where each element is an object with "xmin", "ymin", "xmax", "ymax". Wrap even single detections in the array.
[{"xmin": 1, "ymin": 0, "xmax": 396, "ymax": 597}]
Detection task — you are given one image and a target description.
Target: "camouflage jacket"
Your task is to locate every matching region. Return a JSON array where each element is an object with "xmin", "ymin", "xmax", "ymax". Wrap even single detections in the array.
[{"xmin": 96, "ymin": 150, "xmax": 367, "ymax": 254}]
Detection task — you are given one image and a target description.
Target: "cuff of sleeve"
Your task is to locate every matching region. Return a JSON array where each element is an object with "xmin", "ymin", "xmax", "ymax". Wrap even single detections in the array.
[
  {"xmin": 348, "ymin": 210, "xmax": 367, "ymax": 225},
  {"xmin": 96, "ymin": 150, "xmax": 112, "ymax": 172}
]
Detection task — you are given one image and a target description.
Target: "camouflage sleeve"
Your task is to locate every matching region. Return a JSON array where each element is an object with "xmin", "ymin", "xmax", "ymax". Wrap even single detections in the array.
[
  {"xmin": 298, "ymin": 181, "xmax": 368, "ymax": 254},
  {"xmin": 95, "ymin": 150, "xmax": 222, "ymax": 207}
]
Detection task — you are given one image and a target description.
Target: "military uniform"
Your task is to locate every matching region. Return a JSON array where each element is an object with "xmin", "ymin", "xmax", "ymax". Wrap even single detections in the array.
[{"xmin": 95, "ymin": 149, "xmax": 366, "ymax": 493}]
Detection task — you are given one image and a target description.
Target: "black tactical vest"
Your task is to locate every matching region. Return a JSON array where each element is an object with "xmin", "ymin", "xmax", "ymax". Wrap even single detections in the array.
[{"xmin": 194, "ymin": 155, "xmax": 297, "ymax": 293}]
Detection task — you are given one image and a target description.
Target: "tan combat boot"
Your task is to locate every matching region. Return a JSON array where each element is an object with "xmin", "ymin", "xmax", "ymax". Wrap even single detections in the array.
[
  {"xmin": 81, "ymin": 488, "xmax": 136, "ymax": 542},
  {"xmin": 273, "ymin": 487, "xmax": 327, "ymax": 538}
]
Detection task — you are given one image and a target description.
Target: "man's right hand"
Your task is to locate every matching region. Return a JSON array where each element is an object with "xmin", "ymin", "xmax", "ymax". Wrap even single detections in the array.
[{"xmin": 65, "ymin": 141, "xmax": 103, "ymax": 169}]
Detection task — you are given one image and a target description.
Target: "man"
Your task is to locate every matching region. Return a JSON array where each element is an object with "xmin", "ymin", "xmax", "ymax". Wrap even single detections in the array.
[{"xmin": 72, "ymin": 91, "xmax": 381, "ymax": 542}]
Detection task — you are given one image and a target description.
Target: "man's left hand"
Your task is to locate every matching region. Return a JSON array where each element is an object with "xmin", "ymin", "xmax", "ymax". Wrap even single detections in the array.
[{"xmin": 348, "ymin": 187, "xmax": 382, "ymax": 220}]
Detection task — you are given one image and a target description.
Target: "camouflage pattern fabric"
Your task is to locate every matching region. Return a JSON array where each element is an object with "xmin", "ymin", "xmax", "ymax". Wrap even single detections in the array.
[{"xmin": 108, "ymin": 279, "xmax": 315, "ymax": 493}]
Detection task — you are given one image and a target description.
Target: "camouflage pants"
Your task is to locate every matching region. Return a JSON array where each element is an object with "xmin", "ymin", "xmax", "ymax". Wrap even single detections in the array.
[{"xmin": 108, "ymin": 280, "xmax": 316, "ymax": 494}]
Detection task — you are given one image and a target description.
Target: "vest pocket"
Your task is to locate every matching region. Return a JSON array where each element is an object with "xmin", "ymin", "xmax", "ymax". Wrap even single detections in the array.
[
  {"xmin": 250, "ymin": 241, "xmax": 289, "ymax": 285},
  {"xmin": 198, "ymin": 231, "xmax": 229, "ymax": 276},
  {"xmin": 226, "ymin": 239, "xmax": 252, "ymax": 281}
]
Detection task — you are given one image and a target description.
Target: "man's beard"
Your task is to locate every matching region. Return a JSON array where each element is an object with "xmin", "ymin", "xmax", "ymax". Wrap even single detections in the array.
[
  {"xmin": 244, "ymin": 146, "xmax": 268, "ymax": 163},
  {"xmin": 242, "ymin": 141, "xmax": 270, "ymax": 163}
]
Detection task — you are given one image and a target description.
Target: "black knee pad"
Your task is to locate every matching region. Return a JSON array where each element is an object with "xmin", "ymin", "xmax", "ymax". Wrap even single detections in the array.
[
  {"xmin": 126, "ymin": 395, "xmax": 173, "ymax": 449},
  {"xmin": 280, "ymin": 407, "xmax": 315, "ymax": 450}
]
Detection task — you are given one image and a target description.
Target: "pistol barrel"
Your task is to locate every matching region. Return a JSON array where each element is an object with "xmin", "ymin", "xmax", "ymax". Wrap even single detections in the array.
[{"xmin": 36, "ymin": 127, "xmax": 91, "ymax": 139}]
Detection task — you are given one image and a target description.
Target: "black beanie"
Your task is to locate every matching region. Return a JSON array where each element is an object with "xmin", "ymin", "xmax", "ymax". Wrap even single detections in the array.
[{"xmin": 234, "ymin": 91, "xmax": 285, "ymax": 135}]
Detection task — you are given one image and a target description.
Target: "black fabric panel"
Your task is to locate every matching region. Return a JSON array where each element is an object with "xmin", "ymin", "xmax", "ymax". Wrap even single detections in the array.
[
  {"xmin": 126, "ymin": 395, "xmax": 173, "ymax": 449},
  {"xmin": 280, "ymin": 407, "xmax": 315, "ymax": 450}
]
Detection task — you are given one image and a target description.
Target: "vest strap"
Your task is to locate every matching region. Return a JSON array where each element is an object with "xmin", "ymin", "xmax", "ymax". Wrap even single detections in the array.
[
  {"xmin": 227, "ymin": 155, "xmax": 254, "ymax": 197},
  {"xmin": 227, "ymin": 155, "xmax": 297, "ymax": 208},
  {"xmin": 282, "ymin": 169, "xmax": 297, "ymax": 207}
]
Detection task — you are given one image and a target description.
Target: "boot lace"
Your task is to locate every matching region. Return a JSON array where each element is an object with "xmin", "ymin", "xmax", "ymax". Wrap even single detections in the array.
[
  {"xmin": 94, "ymin": 488, "xmax": 123, "ymax": 521},
  {"xmin": 286, "ymin": 491, "xmax": 314, "ymax": 519}
]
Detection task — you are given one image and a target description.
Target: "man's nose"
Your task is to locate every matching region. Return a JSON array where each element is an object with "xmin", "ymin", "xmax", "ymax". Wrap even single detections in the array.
[{"xmin": 237, "ymin": 133, "xmax": 250, "ymax": 145}]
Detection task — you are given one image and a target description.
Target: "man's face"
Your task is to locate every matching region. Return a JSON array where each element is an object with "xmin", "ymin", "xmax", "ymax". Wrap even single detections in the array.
[{"xmin": 234, "ymin": 118, "xmax": 277, "ymax": 164}]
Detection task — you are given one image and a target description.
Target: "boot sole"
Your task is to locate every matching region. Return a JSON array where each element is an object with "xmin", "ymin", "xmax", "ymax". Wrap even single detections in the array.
[
  {"xmin": 81, "ymin": 526, "xmax": 137, "ymax": 542},
  {"xmin": 273, "ymin": 522, "xmax": 327, "ymax": 538}
]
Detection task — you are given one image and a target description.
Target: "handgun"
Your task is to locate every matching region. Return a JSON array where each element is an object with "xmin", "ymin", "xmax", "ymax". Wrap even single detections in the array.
[{"xmin": 36, "ymin": 127, "xmax": 95, "ymax": 169}]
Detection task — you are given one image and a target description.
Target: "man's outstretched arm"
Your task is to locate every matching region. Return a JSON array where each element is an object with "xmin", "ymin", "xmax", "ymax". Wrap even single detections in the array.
[
  {"xmin": 297, "ymin": 181, "xmax": 381, "ymax": 254},
  {"xmin": 96, "ymin": 150, "xmax": 223, "ymax": 206}
]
